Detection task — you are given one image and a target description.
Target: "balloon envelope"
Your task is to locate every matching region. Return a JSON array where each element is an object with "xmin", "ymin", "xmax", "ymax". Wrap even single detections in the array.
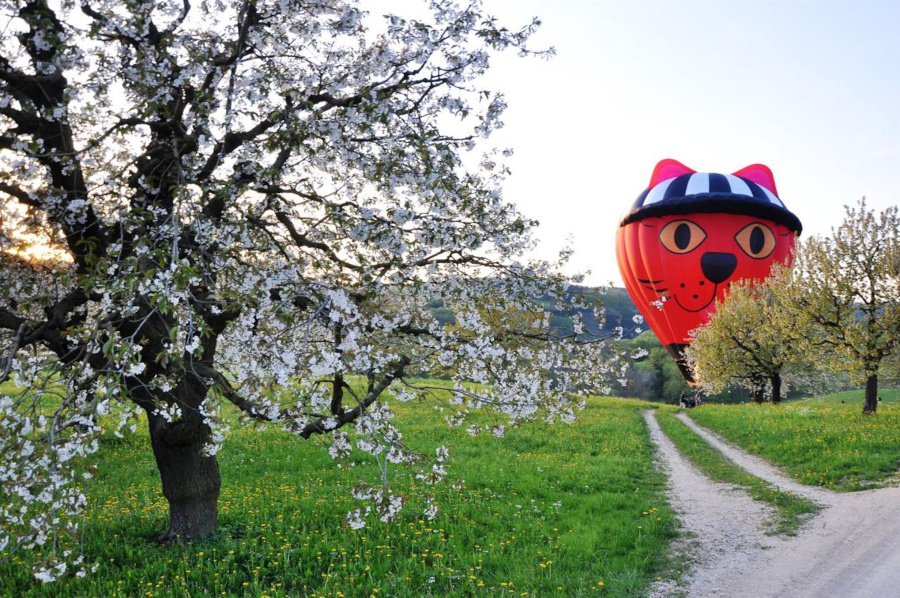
[{"xmin": 616, "ymin": 159, "xmax": 802, "ymax": 382}]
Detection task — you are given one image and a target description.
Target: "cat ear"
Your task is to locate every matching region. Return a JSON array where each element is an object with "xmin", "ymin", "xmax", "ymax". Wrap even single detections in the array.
[
  {"xmin": 648, "ymin": 159, "xmax": 696, "ymax": 188},
  {"xmin": 732, "ymin": 164, "xmax": 778, "ymax": 196}
]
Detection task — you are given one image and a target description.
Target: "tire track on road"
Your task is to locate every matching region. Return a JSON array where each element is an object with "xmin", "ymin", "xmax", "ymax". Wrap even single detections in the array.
[{"xmin": 642, "ymin": 410, "xmax": 777, "ymax": 597}]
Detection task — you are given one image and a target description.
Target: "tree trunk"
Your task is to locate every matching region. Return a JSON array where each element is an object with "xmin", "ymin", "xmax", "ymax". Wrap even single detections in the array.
[
  {"xmin": 751, "ymin": 378, "xmax": 765, "ymax": 404},
  {"xmin": 862, "ymin": 372, "xmax": 878, "ymax": 415},
  {"xmin": 771, "ymin": 373, "xmax": 782, "ymax": 404},
  {"xmin": 147, "ymin": 397, "xmax": 221, "ymax": 543}
]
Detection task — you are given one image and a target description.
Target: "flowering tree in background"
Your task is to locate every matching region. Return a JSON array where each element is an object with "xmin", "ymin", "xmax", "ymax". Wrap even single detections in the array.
[
  {"xmin": 685, "ymin": 270, "xmax": 809, "ymax": 404},
  {"xmin": 688, "ymin": 201, "xmax": 900, "ymax": 409},
  {"xmin": 781, "ymin": 200, "xmax": 900, "ymax": 414},
  {"xmin": 0, "ymin": 0, "xmax": 616, "ymax": 580}
]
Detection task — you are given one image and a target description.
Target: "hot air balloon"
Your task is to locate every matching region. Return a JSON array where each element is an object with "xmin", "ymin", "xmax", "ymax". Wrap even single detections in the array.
[{"xmin": 615, "ymin": 159, "xmax": 802, "ymax": 383}]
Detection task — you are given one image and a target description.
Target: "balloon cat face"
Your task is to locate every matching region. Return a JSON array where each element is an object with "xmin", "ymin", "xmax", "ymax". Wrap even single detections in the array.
[
  {"xmin": 616, "ymin": 159, "xmax": 802, "ymax": 382},
  {"xmin": 622, "ymin": 212, "xmax": 794, "ymax": 329}
]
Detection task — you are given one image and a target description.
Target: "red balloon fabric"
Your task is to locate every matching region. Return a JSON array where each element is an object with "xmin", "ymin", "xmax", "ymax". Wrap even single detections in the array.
[{"xmin": 616, "ymin": 159, "xmax": 802, "ymax": 382}]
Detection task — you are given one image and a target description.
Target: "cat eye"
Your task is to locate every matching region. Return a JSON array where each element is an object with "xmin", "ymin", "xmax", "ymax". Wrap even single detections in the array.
[
  {"xmin": 734, "ymin": 222, "xmax": 776, "ymax": 259},
  {"xmin": 659, "ymin": 220, "xmax": 707, "ymax": 254}
]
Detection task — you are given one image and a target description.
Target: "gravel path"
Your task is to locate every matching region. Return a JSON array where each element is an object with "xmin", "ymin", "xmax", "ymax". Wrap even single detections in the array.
[
  {"xmin": 645, "ymin": 410, "xmax": 900, "ymax": 598},
  {"xmin": 674, "ymin": 412, "xmax": 833, "ymax": 504},
  {"xmin": 642, "ymin": 410, "xmax": 778, "ymax": 597}
]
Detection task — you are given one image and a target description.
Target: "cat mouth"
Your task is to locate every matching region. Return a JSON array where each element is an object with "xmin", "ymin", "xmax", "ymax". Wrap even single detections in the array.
[{"xmin": 672, "ymin": 284, "xmax": 719, "ymax": 313}]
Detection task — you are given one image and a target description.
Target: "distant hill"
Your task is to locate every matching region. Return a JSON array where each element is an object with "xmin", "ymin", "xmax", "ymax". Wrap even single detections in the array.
[
  {"xmin": 428, "ymin": 286, "xmax": 642, "ymax": 340},
  {"xmin": 540, "ymin": 285, "xmax": 642, "ymax": 340}
]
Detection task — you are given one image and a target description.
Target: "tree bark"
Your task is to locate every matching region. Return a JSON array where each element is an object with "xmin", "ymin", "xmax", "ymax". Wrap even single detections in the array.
[
  {"xmin": 146, "ymin": 396, "xmax": 221, "ymax": 542},
  {"xmin": 771, "ymin": 373, "xmax": 782, "ymax": 404},
  {"xmin": 751, "ymin": 378, "xmax": 765, "ymax": 404},
  {"xmin": 863, "ymin": 372, "xmax": 878, "ymax": 415}
]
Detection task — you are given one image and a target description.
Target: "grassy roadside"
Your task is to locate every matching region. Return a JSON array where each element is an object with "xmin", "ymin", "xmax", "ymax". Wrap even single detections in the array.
[
  {"xmin": 0, "ymin": 395, "xmax": 679, "ymax": 598},
  {"xmin": 688, "ymin": 391, "xmax": 900, "ymax": 490},
  {"xmin": 655, "ymin": 410, "xmax": 820, "ymax": 536}
]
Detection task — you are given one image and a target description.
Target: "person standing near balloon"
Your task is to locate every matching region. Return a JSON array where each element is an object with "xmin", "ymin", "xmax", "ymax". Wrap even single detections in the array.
[{"xmin": 616, "ymin": 159, "xmax": 803, "ymax": 383}]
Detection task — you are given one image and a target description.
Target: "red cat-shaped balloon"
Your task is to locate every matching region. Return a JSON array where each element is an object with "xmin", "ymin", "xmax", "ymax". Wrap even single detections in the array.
[{"xmin": 616, "ymin": 159, "xmax": 802, "ymax": 382}]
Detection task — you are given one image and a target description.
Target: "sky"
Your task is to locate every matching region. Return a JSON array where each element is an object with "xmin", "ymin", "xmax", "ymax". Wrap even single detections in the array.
[{"xmin": 474, "ymin": 0, "xmax": 900, "ymax": 286}]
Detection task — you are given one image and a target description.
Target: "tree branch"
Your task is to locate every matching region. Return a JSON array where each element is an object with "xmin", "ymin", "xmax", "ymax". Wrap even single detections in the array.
[
  {"xmin": 299, "ymin": 356, "xmax": 410, "ymax": 439},
  {"xmin": 211, "ymin": 0, "xmax": 258, "ymax": 67},
  {"xmin": 271, "ymin": 210, "xmax": 361, "ymax": 271},
  {"xmin": 196, "ymin": 352, "xmax": 410, "ymax": 439},
  {"xmin": 80, "ymin": 3, "xmax": 143, "ymax": 51},
  {"xmin": 0, "ymin": 307, "xmax": 27, "ymax": 337},
  {"xmin": 1, "ymin": 323, "xmax": 27, "ymax": 383},
  {"xmin": 163, "ymin": 0, "xmax": 192, "ymax": 38},
  {"xmin": 0, "ymin": 181, "xmax": 40, "ymax": 206},
  {"xmin": 0, "ymin": 286, "xmax": 91, "ymax": 363},
  {"xmin": 192, "ymin": 362, "xmax": 278, "ymax": 421},
  {"xmin": 195, "ymin": 117, "xmax": 275, "ymax": 182}
]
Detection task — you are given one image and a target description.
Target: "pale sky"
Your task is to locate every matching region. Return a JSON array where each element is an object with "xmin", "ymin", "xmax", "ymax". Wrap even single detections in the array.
[{"xmin": 478, "ymin": 0, "xmax": 900, "ymax": 286}]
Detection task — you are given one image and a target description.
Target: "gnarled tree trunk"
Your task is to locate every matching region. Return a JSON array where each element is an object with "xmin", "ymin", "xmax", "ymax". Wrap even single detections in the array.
[{"xmin": 146, "ymin": 382, "xmax": 221, "ymax": 543}]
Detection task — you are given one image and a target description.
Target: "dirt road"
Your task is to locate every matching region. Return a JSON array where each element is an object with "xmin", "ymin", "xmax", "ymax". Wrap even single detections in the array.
[{"xmin": 644, "ymin": 410, "xmax": 900, "ymax": 598}]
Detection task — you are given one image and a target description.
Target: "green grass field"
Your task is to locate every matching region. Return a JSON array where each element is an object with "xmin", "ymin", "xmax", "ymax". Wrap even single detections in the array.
[
  {"xmin": 689, "ymin": 388, "xmax": 900, "ymax": 490},
  {"xmin": 0, "ymin": 396, "xmax": 679, "ymax": 598},
  {"xmin": 4, "ymin": 382, "xmax": 900, "ymax": 597}
]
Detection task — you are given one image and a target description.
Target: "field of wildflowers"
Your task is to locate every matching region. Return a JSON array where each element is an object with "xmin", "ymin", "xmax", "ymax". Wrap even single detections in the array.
[
  {"xmin": 0, "ymin": 395, "xmax": 678, "ymax": 597},
  {"xmin": 6, "ymin": 381, "xmax": 898, "ymax": 596},
  {"xmin": 688, "ymin": 389, "xmax": 900, "ymax": 490}
]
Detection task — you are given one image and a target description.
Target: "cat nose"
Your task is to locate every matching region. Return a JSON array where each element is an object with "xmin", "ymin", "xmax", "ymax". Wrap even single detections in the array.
[{"xmin": 700, "ymin": 252, "xmax": 737, "ymax": 284}]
